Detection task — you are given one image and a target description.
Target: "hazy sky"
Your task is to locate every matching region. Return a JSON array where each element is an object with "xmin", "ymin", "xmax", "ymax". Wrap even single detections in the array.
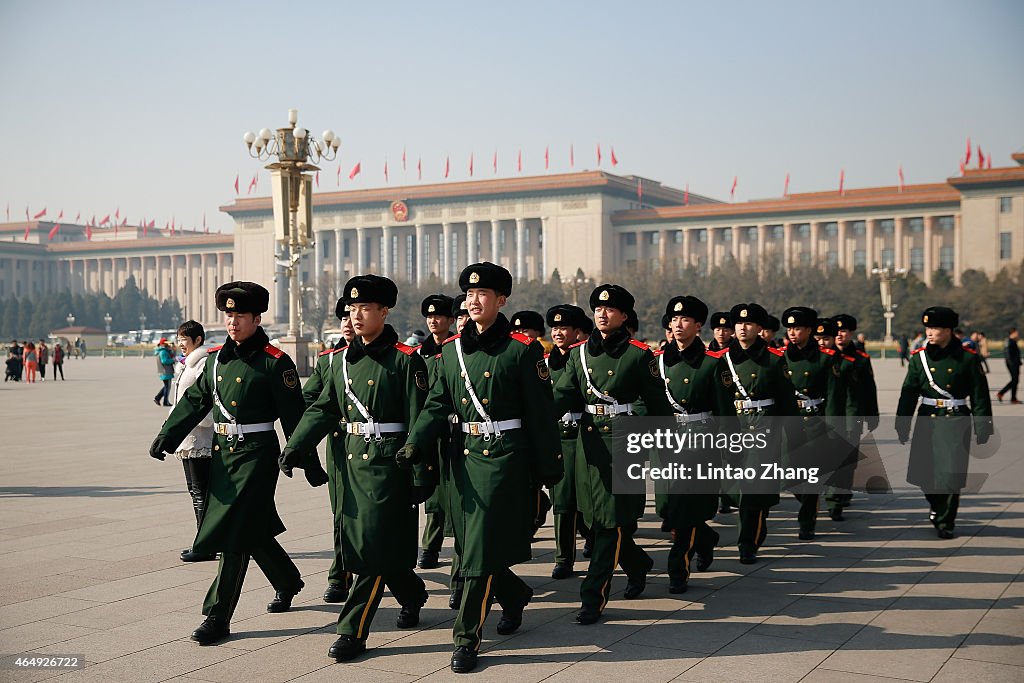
[{"xmin": 1, "ymin": 0, "xmax": 1021, "ymax": 232}]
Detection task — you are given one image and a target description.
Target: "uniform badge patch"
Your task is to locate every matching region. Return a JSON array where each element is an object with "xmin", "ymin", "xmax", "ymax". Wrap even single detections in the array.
[
  {"xmin": 832, "ymin": 364, "xmax": 841, "ymax": 377},
  {"xmin": 648, "ymin": 358, "xmax": 659, "ymax": 378},
  {"xmin": 599, "ymin": 289, "xmax": 610, "ymax": 301},
  {"xmin": 721, "ymin": 371, "xmax": 734, "ymax": 387},
  {"xmin": 427, "ymin": 304, "xmax": 435, "ymax": 313},
  {"xmin": 226, "ymin": 298, "xmax": 235, "ymax": 309},
  {"xmin": 554, "ymin": 313, "xmax": 562, "ymax": 322},
  {"xmin": 674, "ymin": 301, "xmax": 683, "ymax": 312},
  {"xmin": 350, "ymin": 287, "xmax": 359, "ymax": 298},
  {"xmin": 415, "ymin": 370, "xmax": 428, "ymax": 391},
  {"xmin": 537, "ymin": 360, "xmax": 550, "ymax": 381},
  {"xmin": 469, "ymin": 271, "xmax": 480, "ymax": 284},
  {"xmin": 282, "ymin": 368, "xmax": 299, "ymax": 389}
]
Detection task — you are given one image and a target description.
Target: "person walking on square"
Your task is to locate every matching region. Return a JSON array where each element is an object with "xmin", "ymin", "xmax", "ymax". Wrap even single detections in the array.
[
  {"xmin": 149, "ymin": 281, "xmax": 327, "ymax": 646},
  {"xmin": 154, "ymin": 339, "xmax": 175, "ymax": 406},
  {"xmin": 52, "ymin": 343, "xmax": 65, "ymax": 380},
  {"xmin": 399, "ymin": 262, "xmax": 563, "ymax": 673},
  {"xmin": 37, "ymin": 340, "xmax": 48, "ymax": 381},
  {"xmin": 996, "ymin": 327, "xmax": 1020, "ymax": 404},
  {"xmin": 23, "ymin": 342, "xmax": 38, "ymax": 383}
]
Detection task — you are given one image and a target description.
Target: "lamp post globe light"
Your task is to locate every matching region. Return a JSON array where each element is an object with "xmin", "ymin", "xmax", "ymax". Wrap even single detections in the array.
[
  {"xmin": 871, "ymin": 266, "xmax": 908, "ymax": 345},
  {"xmin": 243, "ymin": 109, "xmax": 339, "ymax": 374},
  {"xmin": 66, "ymin": 312, "xmax": 75, "ymax": 327},
  {"xmin": 104, "ymin": 312, "xmax": 113, "ymax": 335}
]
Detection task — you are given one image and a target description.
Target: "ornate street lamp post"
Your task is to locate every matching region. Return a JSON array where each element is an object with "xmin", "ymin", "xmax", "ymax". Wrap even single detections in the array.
[{"xmin": 871, "ymin": 266, "xmax": 907, "ymax": 345}]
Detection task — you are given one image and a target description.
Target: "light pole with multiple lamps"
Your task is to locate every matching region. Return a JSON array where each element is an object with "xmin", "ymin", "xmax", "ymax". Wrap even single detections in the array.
[
  {"xmin": 871, "ymin": 266, "xmax": 907, "ymax": 345},
  {"xmin": 66, "ymin": 312, "xmax": 75, "ymax": 328},
  {"xmin": 244, "ymin": 109, "xmax": 339, "ymax": 373},
  {"xmin": 103, "ymin": 312, "xmax": 112, "ymax": 335}
]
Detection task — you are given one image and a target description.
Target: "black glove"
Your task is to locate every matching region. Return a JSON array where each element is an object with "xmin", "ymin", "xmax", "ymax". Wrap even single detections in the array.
[
  {"xmin": 976, "ymin": 432, "xmax": 990, "ymax": 446},
  {"xmin": 541, "ymin": 470, "xmax": 564, "ymax": 488},
  {"xmin": 278, "ymin": 447, "xmax": 305, "ymax": 477},
  {"xmin": 396, "ymin": 443, "xmax": 421, "ymax": 469},
  {"xmin": 410, "ymin": 483, "xmax": 434, "ymax": 505},
  {"xmin": 149, "ymin": 437, "xmax": 167, "ymax": 461},
  {"xmin": 304, "ymin": 457, "xmax": 329, "ymax": 487},
  {"xmin": 867, "ymin": 416, "xmax": 880, "ymax": 432}
]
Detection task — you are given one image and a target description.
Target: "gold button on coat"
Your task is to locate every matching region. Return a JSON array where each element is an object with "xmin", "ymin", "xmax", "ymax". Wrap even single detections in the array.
[
  {"xmin": 367, "ymin": 379, "xmax": 374, "ymax": 386},
  {"xmin": 607, "ymin": 370, "xmax": 614, "ymax": 376},
  {"xmin": 482, "ymin": 449, "xmax": 489, "ymax": 456},
  {"xmin": 362, "ymin": 453, "xmax": 368, "ymax": 460},
  {"xmin": 484, "ymin": 371, "xmax": 491, "ymax": 378},
  {"xmin": 217, "ymin": 375, "xmax": 223, "ymax": 381},
  {"xmin": 235, "ymin": 377, "xmax": 242, "ymax": 383},
  {"xmin": 230, "ymin": 400, "xmax": 237, "ymax": 407},
  {"xmin": 463, "ymin": 449, "xmax": 470, "ymax": 455}
]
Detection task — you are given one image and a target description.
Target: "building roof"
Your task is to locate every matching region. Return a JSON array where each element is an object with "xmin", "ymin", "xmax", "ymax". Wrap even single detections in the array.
[{"xmin": 220, "ymin": 170, "xmax": 717, "ymax": 216}]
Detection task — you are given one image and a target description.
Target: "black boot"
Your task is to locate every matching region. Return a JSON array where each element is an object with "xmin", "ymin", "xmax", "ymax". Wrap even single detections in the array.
[
  {"xmin": 191, "ymin": 616, "xmax": 230, "ymax": 645},
  {"xmin": 418, "ymin": 549, "xmax": 439, "ymax": 569},
  {"xmin": 496, "ymin": 586, "xmax": 532, "ymax": 635},
  {"xmin": 328, "ymin": 634, "xmax": 366, "ymax": 661},
  {"xmin": 623, "ymin": 563, "xmax": 649, "ymax": 599},
  {"xmin": 267, "ymin": 580, "xmax": 304, "ymax": 613},
  {"xmin": 829, "ymin": 508, "xmax": 845, "ymax": 522},
  {"xmin": 396, "ymin": 604, "xmax": 421, "ymax": 628},
  {"xmin": 551, "ymin": 563, "xmax": 574, "ymax": 580},
  {"xmin": 739, "ymin": 545, "xmax": 758, "ymax": 564},
  {"xmin": 180, "ymin": 548, "xmax": 217, "ymax": 562},
  {"xmin": 575, "ymin": 608, "xmax": 601, "ymax": 625},
  {"xmin": 449, "ymin": 586, "xmax": 463, "ymax": 610},
  {"xmin": 451, "ymin": 646, "xmax": 478, "ymax": 673},
  {"xmin": 668, "ymin": 576, "xmax": 688, "ymax": 594},
  {"xmin": 323, "ymin": 582, "xmax": 348, "ymax": 603},
  {"xmin": 582, "ymin": 539, "xmax": 593, "ymax": 559},
  {"xmin": 694, "ymin": 529, "xmax": 719, "ymax": 572}
]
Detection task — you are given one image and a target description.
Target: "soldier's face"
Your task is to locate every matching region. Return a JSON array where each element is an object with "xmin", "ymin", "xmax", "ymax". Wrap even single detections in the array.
[
  {"xmin": 671, "ymin": 316, "xmax": 700, "ymax": 346},
  {"xmin": 516, "ymin": 327, "xmax": 541, "ymax": 341},
  {"xmin": 550, "ymin": 325, "xmax": 576, "ymax": 348},
  {"xmin": 594, "ymin": 306, "xmax": 627, "ymax": 333},
  {"xmin": 926, "ymin": 326, "xmax": 953, "ymax": 347},
  {"xmin": 759, "ymin": 328, "xmax": 775, "ymax": 342},
  {"xmin": 225, "ymin": 312, "xmax": 259, "ymax": 342},
  {"xmin": 713, "ymin": 326, "xmax": 733, "ymax": 345},
  {"xmin": 735, "ymin": 322, "xmax": 761, "ymax": 345},
  {"xmin": 456, "ymin": 314, "xmax": 470, "ymax": 333},
  {"xmin": 425, "ymin": 314, "xmax": 452, "ymax": 336},
  {"xmin": 340, "ymin": 314, "xmax": 355, "ymax": 342},
  {"xmin": 787, "ymin": 326, "xmax": 812, "ymax": 347},
  {"xmin": 466, "ymin": 289, "xmax": 505, "ymax": 324},
  {"xmin": 816, "ymin": 335, "xmax": 836, "ymax": 349},
  {"xmin": 350, "ymin": 303, "xmax": 387, "ymax": 339}
]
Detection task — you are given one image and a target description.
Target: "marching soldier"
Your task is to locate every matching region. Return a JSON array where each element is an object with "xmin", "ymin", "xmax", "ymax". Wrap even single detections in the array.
[
  {"xmin": 453, "ymin": 294, "xmax": 470, "ymax": 333},
  {"xmin": 781, "ymin": 309, "xmax": 845, "ymax": 540},
  {"xmin": 552, "ymin": 284, "xmax": 672, "ymax": 625},
  {"xmin": 399, "ymin": 262, "xmax": 563, "ymax": 674},
  {"xmin": 656, "ymin": 295, "xmax": 722, "ymax": 592},
  {"xmin": 897, "ymin": 306, "xmax": 993, "ymax": 539},
  {"xmin": 149, "ymin": 281, "xmax": 326, "ymax": 646},
  {"xmin": 417, "ymin": 294, "xmax": 456, "ymax": 570},
  {"xmin": 281, "ymin": 275, "xmax": 433, "ymax": 662},
  {"xmin": 545, "ymin": 304, "xmax": 592, "ymax": 580},
  {"xmin": 301, "ymin": 303, "xmax": 355, "ymax": 604},
  {"xmin": 760, "ymin": 314, "xmax": 782, "ymax": 348},
  {"xmin": 827, "ymin": 313, "xmax": 880, "ymax": 519},
  {"xmin": 716, "ymin": 303, "xmax": 799, "ymax": 563},
  {"xmin": 707, "ymin": 311, "xmax": 733, "ymax": 353},
  {"xmin": 512, "ymin": 309, "xmax": 554, "ymax": 534}
]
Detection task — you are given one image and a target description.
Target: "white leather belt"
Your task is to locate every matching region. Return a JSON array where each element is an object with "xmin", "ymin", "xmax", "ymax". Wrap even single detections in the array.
[
  {"xmin": 797, "ymin": 398, "xmax": 824, "ymax": 410},
  {"xmin": 920, "ymin": 397, "xmax": 967, "ymax": 408},
  {"xmin": 461, "ymin": 419, "xmax": 522, "ymax": 437},
  {"xmin": 214, "ymin": 422, "xmax": 275, "ymax": 437},
  {"xmin": 675, "ymin": 411, "xmax": 712, "ymax": 424},
  {"xmin": 585, "ymin": 403, "xmax": 633, "ymax": 416},
  {"xmin": 734, "ymin": 399, "xmax": 775, "ymax": 411},
  {"xmin": 345, "ymin": 422, "xmax": 407, "ymax": 437},
  {"xmin": 560, "ymin": 412, "xmax": 583, "ymax": 424}
]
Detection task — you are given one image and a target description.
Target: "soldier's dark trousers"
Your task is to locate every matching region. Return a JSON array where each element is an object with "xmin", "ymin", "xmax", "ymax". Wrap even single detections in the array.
[
  {"xmin": 337, "ymin": 570, "xmax": 427, "ymax": 638},
  {"xmin": 554, "ymin": 511, "xmax": 591, "ymax": 566},
  {"xmin": 668, "ymin": 523, "xmax": 718, "ymax": 583},
  {"xmin": 202, "ymin": 539, "xmax": 302, "ymax": 622},
  {"xmin": 795, "ymin": 494, "xmax": 818, "ymax": 532},
  {"xmin": 453, "ymin": 568, "xmax": 529, "ymax": 650},
  {"xmin": 580, "ymin": 524, "xmax": 653, "ymax": 614},
  {"xmin": 450, "ymin": 551, "xmax": 463, "ymax": 591},
  {"xmin": 327, "ymin": 521, "xmax": 352, "ymax": 589},
  {"xmin": 737, "ymin": 505, "xmax": 769, "ymax": 553},
  {"xmin": 181, "ymin": 458, "xmax": 210, "ymax": 529},
  {"xmin": 421, "ymin": 511, "xmax": 445, "ymax": 553},
  {"xmin": 825, "ymin": 443, "xmax": 859, "ymax": 511},
  {"xmin": 925, "ymin": 493, "xmax": 961, "ymax": 531}
]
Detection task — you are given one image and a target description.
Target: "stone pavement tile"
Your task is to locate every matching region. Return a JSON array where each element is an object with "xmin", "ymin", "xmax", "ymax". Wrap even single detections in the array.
[
  {"xmin": 57, "ymin": 567, "xmax": 205, "ymax": 603},
  {"xmin": 932, "ymin": 656, "xmax": 1024, "ymax": 682},
  {"xmin": 0, "ymin": 516, "xmax": 120, "ymax": 541},
  {"xmin": 418, "ymin": 654, "xmax": 570, "ymax": 682},
  {"xmin": 621, "ymin": 610, "xmax": 761, "ymax": 655},
  {"xmin": 42, "ymin": 638, "xmax": 241, "ymax": 682},
  {"xmin": 47, "ymin": 587, "xmax": 208, "ymax": 630},
  {"xmin": 0, "ymin": 558, "xmax": 106, "ymax": 587},
  {"xmin": 0, "ymin": 596, "xmax": 101, "ymax": 630},
  {"xmin": 867, "ymin": 595, "xmax": 988, "ymax": 636},
  {"xmin": 672, "ymin": 633, "xmax": 832, "ymax": 682},
  {"xmin": 213, "ymin": 606, "xmax": 337, "ymax": 652},
  {"xmin": 954, "ymin": 613, "xmax": 1024, "ymax": 666},
  {"xmin": 488, "ymin": 607, "xmax": 651, "ymax": 662},
  {"xmin": 41, "ymin": 610, "xmax": 202, "ymax": 664},
  {"xmin": 748, "ymin": 552, "xmax": 862, "ymax": 585},
  {"xmin": 751, "ymin": 597, "xmax": 882, "ymax": 646},
  {"xmin": 800, "ymin": 670, "xmax": 919, "ymax": 682},
  {"xmin": 283, "ymin": 664, "xmax": 418, "ymax": 683},
  {"xmin": 810, "ymin": 566, "xmax": 920, "ymax": 603},
  {"xmin": 544, "ymin": 642, "xmax": 704, "ymax": 682},
  {"xmin": 0, "ymin": 574, "xmax": 107, "ymax": 608},
  {"xmin": 819, "ymin": 627, "xmax": 962, "ymax": 682},
  {"xmin": 0, "ymin": 620, "xmax": 99, "ymax": 653},
  {"xmin": 64, "ymin": 535, "xmax": 183, "ymax": 564},
  {"xmin": 70, "ymin": 552, "xmax": 193, "ymax": 583},
  {"xmin": 182, "ymin": 628, "xmax": 343, "ymax": 683}
]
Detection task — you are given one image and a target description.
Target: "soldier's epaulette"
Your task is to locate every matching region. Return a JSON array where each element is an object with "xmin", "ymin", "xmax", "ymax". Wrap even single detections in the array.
[
  {"xmin": 911, "ymin": 348, "xmax": 924, "ymax": 356},
  {"xmin": 963, "ymin": 346, "xmax": 977, "ymax": 355},
  {"xmin": 394, "ymin": 342, "xmax": 417, "ymax": 356},
  {"xmin": 569, "ymin": 340, "xmax": 586, "ymax": 349},
  {"xmin": 706, "ymin": 348, "xmax": 726, "ymax": 358},
  {"xmin": 509, "ymin": 332, "xmax": 531, "ymax": 345},
  {"xmin": 653, "ymin": 348, "xmax": 664, "ymax": 357},
  {"xmin": 543, "ymin": 351, "xmax": 550, "ymax": 359},
  {"xmin": 628, "ymin": 339, "xmax": 650, "ymax": 351},
  {"xmin": 819, "ymin": 347, "xmax": 836, "ymax": 356},
  {"xmin": 842, "ymin": 354, "xmax": 857, "ymax": 363},
  {"xmin": 264, "ymin": 344, "xmax": 284, "ymax": 359},
  {"xmin": 857, "ymin": 350, "xmax": 870, "ymax": 358},
  {"xmin": 318, "ymin": 348, "xmax": 337, "ymax": 357},
  {"xmin": 442, "ymin": 334, "xmax": 461, "ymax": 345},
  {"xmin": 208, "ymin": 344, "xmax": 223, "ymax": 352},
  {"xmin": 767, "ymin": 346, "xmax": 785, "ymax": 357}
]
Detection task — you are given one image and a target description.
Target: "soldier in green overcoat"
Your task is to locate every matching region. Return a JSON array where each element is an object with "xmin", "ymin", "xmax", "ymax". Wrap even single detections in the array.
[
  {"xmin": 715, "ymin": 303, "xmax": 799, "ymax": 564},
  {"xmin": 655, "ymin": 296, "xmax": 723, "ymax": 593},
  {"xmin": 301, "ymin": 302, "xmax": 354, "ymax": 604},
  {"xmin": 897, "ymin": 306, "xmax": 993, "ymax": 539},
  {"xmin": 149, "ymin": 281, "xmax": 327, "ymax": 646},
  {"xmin": 281, "ymin": 275, "xmax": 433, "ymax": 662},
  {"xmin": 545, "ymin": 304, "xmax": 592, "ymax": 580},
  {"xmin": 551, "ymin": 284, "xmax": 673, "ymax": 625},
  {"xmin": 400, "ymin": 262, "xmax": 563, "ymax": 674}
]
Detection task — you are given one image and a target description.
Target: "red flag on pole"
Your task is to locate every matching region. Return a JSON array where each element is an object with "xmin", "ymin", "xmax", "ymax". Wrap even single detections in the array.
[
  {"xmin": 384, "ymin": 160, "xmax": 389, "ymax": 183},
  {"xmin": 596, "ymin": 144, "xmax": 602, "ymax": 166},
  {"xmin": 959, "ymin": 160, "xmax": 966, "ymax": 176},
  {"xmin": 610, "ymin": 146, "xmax": 618, "ymax": 167},
  {"xmin": 684, "ymin": 184, "xmax": 689, "ymax": 206},
  {"xmin": 783, "ymin": 173, "xmax": 790, "ymax": 197},
  {"xmin": 204, "ymin": 213, "xmax": 208, "ymax": 234},
  {"xmin": 839, "ymin": 169, "xmax": 845, "ymax": 196},
  {"xmin": 115, "ymin": 207, "xmax": 120, "ymax": 221},
  {"xmin": 337, "ymin": 164, "xmax": 342, "ymax": 186},
  {"xmin": 444, "ymin": 156, "xmax": 450, "ymax": 179},
  {"xmin": 23, "ymin": 224, "xmax": 29, "ymax": 240},
  {"xmin": 987, "ymin": 155, "xmax": 992, "ymax": 169},
  {"xmin": 33, "ymin": 208, "xmax": 47, "ymax": 219},
  {"xmin": 48, "ymin": 223, "xmax": 61, "ymax": 241},
  {"xmin": 492, "ymin": 150, "xmax": 497, "ymax": 175},
  {"xmin": 99, "ymin": 214, "xmax": 110, "ymax": 226},
  {"xmin": 25, "ymin": 206, "xmax": 29, "ymax": 221},
  {"xmin": 120, "ymin": 216, "xmax": 127, "ymax": 226},
  {"xmin": 730, "ymin": 176, "xmax": 738, "ymax": 200},
  {"xmin": 148, "ymin": 219, "xmax": 155, "ymax": 228},
  {"xmin": 86, "ymin": 224, "xmax": 92, "ymax": 241},
  {"xmin": 234, "ymin": 174, "xmax": 239, "ymax": 195},
  {"xmin": 637, "ymin": 178, "xmax": 643, "ymax": 203},
  {"xmin": 544, "ymin": 146, "xmax": 549, "ymax": 170},
  {"xmin": 898, "ymin": 165, "xmax": 905, "ymax": 192},
  {"xmin": 977, "ymin": 146, "xmax": 985, "ymax": 169},
  {"xmin": 964, "ymin": 137, "xmax": 972, "ymax": 165},
  {"xmin": 348, "ymin": 162, "xmax": 361, "ymax": 180},
  {"xmin": 469, "ymin": 152, "xmax": 474, "ymax": 177},
  {"xmin": 57, "ymin": 210, "xmax": 63, "ymax": 220},
  {"xmin": 417, "ymin": 157, "xmax": 422, "ymax": 181},
  {"xmin": 315, "ymin": 171, "xmax": 320, "ymax": 188},
  {"xmin": 143, "ymin": 221, "xmax": 148, "ymax": 237},
  {"xmin": 570, "ymin": 144, "xmax": 574, "ymax": 168},
  {"xmin": 517, "ymin": 150, "xmax": 522, "ymax": 173},
  {"xmin": 74, "ymin": 211, "xmax": 80, "ymax": 222},
  {"xmin": 114, "ymin": 222, "xmax": 118, "ymax": 238},
  {"xmin": 248, "ymin": 175, "xmax": 258, "ymax": 194},
  {"xmin": 402, "ymin": 146, "xmax": 407, "ymax": 171}
]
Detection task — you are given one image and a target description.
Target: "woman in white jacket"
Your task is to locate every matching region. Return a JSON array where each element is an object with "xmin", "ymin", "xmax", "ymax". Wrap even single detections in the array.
[{"xmin": 171, "ymin": 321, "xmax": 217, "ymax": 562}]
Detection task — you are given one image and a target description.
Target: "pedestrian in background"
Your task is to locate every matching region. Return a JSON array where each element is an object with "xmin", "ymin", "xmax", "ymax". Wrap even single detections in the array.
[
  {"xmin": 37, "ymin": 340, "xmax": 48, "ymax": 381},
  {"xmin": 154, "ymin": 338, "xmax": 174, "ymax": 406},
  {"xmin": 52, "ymin": 343, "xmax": 65, "ymax": 380},
  {"xmin": 997, "ymin": 327, "xmax": 1021, "ymax": 404},
  {"xmin": 23, "ymin": 342, "xmax": 38, "ymax": 383}
]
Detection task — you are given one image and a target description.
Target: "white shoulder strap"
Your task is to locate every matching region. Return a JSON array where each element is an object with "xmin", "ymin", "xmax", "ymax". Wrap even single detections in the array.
[
  {"xmin": 658, "ymin": 353, "xmax": 688, "ymax": 415},
  {"xmin": 919, "ymin": 350, "xmax": 955, "ymax": 400},
  {"xmin": 579, "ymin": 346, "xmax": 617, "ymax": 405},
  {"xmin": 724, "ymin": 350, "xmax": 751, "ymax": 400},
  {"xmin": 454, "ymin": 338, "xmax": 493, "ymax": 423}
]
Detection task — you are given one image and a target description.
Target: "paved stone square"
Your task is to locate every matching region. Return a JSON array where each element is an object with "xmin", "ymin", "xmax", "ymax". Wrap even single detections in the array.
[{"xmin": 1, "ymin": 356, "xmax": 1022, "ymax": 682}]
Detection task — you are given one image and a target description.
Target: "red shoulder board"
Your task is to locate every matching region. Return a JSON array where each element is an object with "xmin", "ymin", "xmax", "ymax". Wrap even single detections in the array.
[
  {"xmin": 843, "ymin": 354, "xmax": 857, "ymax": 363},
  {"xmin": 318, "ymin": 348, "xmax": 337, "ymax": 357},
  {"xmin": 264, "ymin": 344, "xmax": 284, "ymax": 359},
  {"xmin": 819, "ymin": 347, "xmax": 836, "ymax": 356},
  {"xmin": 394, "ymin": 342, "xmax": 417, "ymax": 356},
  {"xmin": 857, "ymin": 350, "xmax": 870, "ymax": 358},
  {"xmin": 569, "ymin": 340, "xmax": 587, "ymax": 349},
  {"xmin": 543, "ymin": 351, "xmax": 551, "ymax": 359},
  {"xmin": 911, "ymin": 347, "xmax": 924, "ymax": 355},
  {"xmin": 963, "ymin": 346, "xmax": 977, "ymax": 355},
  {"xmin": 509, "ymin": 332, "xmax": 532, "ymax": 345},
  {"xmin": 706, "ymin": 348, "xmax": 726, "ymax": 358},
  {"xmin": 207, "ymin": 344, "xmax": 223, "ymax": 352},
  {"xmin": 442, "ymin": 334, "xmax": 461, "ymax": 345},
  {"xmin": 767, "ymin": 346, "xmax": 785, "ymax": 357},
  {"xmin": 628, "ymin": 339, "xmax": 650, "ymax": 350},
  {"xmin": 653, "ymin": 349, "xmax": 664, "ymax": 357}
]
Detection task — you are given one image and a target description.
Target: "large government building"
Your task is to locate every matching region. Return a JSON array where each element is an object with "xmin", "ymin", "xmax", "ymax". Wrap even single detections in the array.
[{"xmin": 3, "ymin": 152, "xmax": 1022, "ymax": 327}]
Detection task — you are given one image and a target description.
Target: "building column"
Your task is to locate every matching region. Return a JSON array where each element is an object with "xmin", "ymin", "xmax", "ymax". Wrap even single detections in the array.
[
  {"xmin": 356, "ymin": 227, "xmax": 366, "ymax": 274},
  {"xmin": 314, "ymin": 229, "xmax": 325, "ymax": 280},
  {"xmin": 756, "ymin": 225, "xmax": 767, "ymax": 276},
  {"xmin": 838, "ymin": 220, "xmax": 849, "ymax": 272},
  {"xmin": 894, "ymin": 217, "xmax": 905, "ymax": 270},
  {"xmin": 731, "ymin": 226, "xmax": 741, "ymax": 268},
  {"xmin": 810, "ymin": 222, "xmax": 822, "ymax": 269},
  {"xmin": 953, "ymin": 215, "xmax": 962, "ymax": 286},
  {"xmin": 382, "ymin": 225, "xmax": 393, "ymax": 278},
  {"xmin": 490, "ymin": 219, "xmax": 501, "ymax": 264},
  {"xmin": 682, "ymin": 228, "xmax": 692, "ymax": 270},
  {"xmin": 415, "ymin": 224, "xmax": 426, "ymax": 286},
  {"xmin": 924, "ymin": 216, "xmax": 935, "ymax": 286},
  {"xmin": 441, "ymin": 222, "xmax": 453, "ymax": 284},
  {"xmin": 540, "ymin": 217, "xmax": 550, "ymax": 279},
  {"xmin": 215, "ymin": 252, "xmax": 224, "ymax": 290},
  {"xmin": 783, "ymin": 224, "xmax": 794, "ymax": 275},
  {"xmin": 514, "ymin": 218, "xmax": 526, "ymax": 282},
  {"xmin": 170, "ymin": 255, "xmax": 179, "ymax": 313},
  {"xmin": 466, "ymin": 220, "xmax": 479, "ymax": 265},
  {"xmin": 658, "ymin": 229, "xmax": 668, "ymax": 272},
  {"xmin": 866, "ymin": 219, "xmax": 877, "ymax": 270},
  {"xmin": 333, "ymin": 228, "xmax": 344, "ymax": 286}
]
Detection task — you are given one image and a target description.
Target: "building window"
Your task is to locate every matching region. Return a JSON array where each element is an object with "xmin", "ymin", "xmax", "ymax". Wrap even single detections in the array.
[
  {"xmin": 746, "ymin": 226, "xmax": 758, "ymax": 241},
  {"xmin": 721, "ymin": 229, "xmax": 732, "ymax": 243},
  {"xmin": 1000, "ymin": 232, "xmax": 1012, "ymax": 260},
  {"xmin": 940, "ymin": 246, "xmax": 954, "ymax": 271},
  {"xmin": 647, "ymin": 231, "xmax": 659, "ymax": 245},
  {"xmin": 854, "ymin": 249, "xmax": 866, "ymax": 267},
  {"xmin": 1000, "ymin": 197, "xmax": 1012, "ymax": 213},
  {"xmin": 881, "ymin": 248, "xmax": 894, "ymax": 267},
  {"xmin": 343, "ymin": 238, "xmax": 350, "ymax": 258},
  {"xmin": 797, "ymin": 224, "xmax": 810, "ymax": 237},
  {"xmin": 799, "ymin": 251, "xmax": 811, "ymax": 266},
  {"xmin": 879, "ymin": 219, "xmax": 895, "ymax": 235},
  {"xmin": 673, "ymin": 230, "xmax": 683, "ymax": 244},
  {"xmin": 696, "ymin": 229, "xmax": 707, "ymax": 243},
  {"xmin": 770, "ymin": 225, "xmax": 784, "ymax": 239},
  {"xmin": 910, "ymin": 247, "xmax": 924, "ymax": 272},
  {"xmin": 937, "ymin": 216, "xmax": 954, "ymax": 230},
  {"xmin": 826, "ymin": 250, "xmax": 839, "ymax": 267},
  {"xmin": 852, "ymin": 220, "xmax": 866, "ymax": 236},
  {"xmin": 908, "ymin": 217, "xmax": 924, "ymax": 233},
  {"xmin": 824, "ymin": 222, "xmax": 838, "ymax": 237},
  {"xmin": 321, "ymin": 235, "xmax": 330, "ymax": 258},
  {"xmin": 623, "ymin": 232, "xmax": 637, "ymax": 246}
]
